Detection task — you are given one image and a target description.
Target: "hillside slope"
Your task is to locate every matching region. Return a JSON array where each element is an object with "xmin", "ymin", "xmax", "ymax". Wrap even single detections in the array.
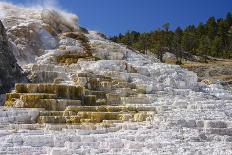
[{"xmin": 158, "ymin": 51, "xmax": 232, "ymax": 83}]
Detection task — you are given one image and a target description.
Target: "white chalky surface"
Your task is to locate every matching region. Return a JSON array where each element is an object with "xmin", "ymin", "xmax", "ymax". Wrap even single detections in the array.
[{"xmin": 0, "ymin": 2, "xmax": 232, "ymax": 155}]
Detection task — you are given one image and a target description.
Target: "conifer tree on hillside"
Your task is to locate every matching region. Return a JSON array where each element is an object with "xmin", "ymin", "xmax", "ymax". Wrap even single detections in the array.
[
  {"xmin": 110, "ymin": 12, "xmax": 232, "ymax": 60},
  {"xmin": 172, "ymin": 27, "xmax": 183, "ymax": 64},
  {"xmin": 198, "ymin": 35, "xmax": 211, "ymax": 62}
]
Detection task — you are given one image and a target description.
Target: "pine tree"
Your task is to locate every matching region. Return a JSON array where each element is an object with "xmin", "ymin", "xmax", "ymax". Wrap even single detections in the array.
[
  {"xmin": 156, "ymin": 30, "xmax": 165, "ymax": 62},
  {"xmin": 196, "ymin": 22, "xmax": 206, "ymax": 36},
  {"xmin": 110, "ymin": 12, "xmax": 232, "ymax": 59},
  {"xmin": 181, "ymin": 32, "xmax": 198, "ymax": 54},
  {"xmin": 172, "ymin": 27, "xmax": 183, "ymax": 64},
  {"xmin": 198, "ymin": 35, "xmax": 210, "ymax": 62},
  {"xmin": 227, "ymin": 28, "xmax": 232, "ymax": 58},
  {"xmin": 206, "ymin": 17, "xmax": 217, "ymax": 40},
  {"xmin": 211, "ymin": 36, "xmax": 223, "ymax": 57},
  {"xmin": 226, "ymin": 12, "xmax": 232, "ymax": 26},
  {"xmin": 217, "ymin": 19, "xmax": 228, "ymax": 54},
  {"xmin": 139, "ymin": 33, "xmax": 150, "ymax": 53},
  {"xmin": 162, "ymin": 23, "xmax": 170, "ymax": 32}
]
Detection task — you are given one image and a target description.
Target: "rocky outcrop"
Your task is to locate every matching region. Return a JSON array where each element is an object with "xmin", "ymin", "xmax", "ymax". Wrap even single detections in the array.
[
  {"xmin": 0, "ymin": 20, "xmax": 26, "ymax": 99},
  {"xmin": 6, "ymin": 22, "xmax": 58, "ymax": 65},
  {"xmin": 0, "ymin": 3, "xmax": 79, "ymax": 66}
]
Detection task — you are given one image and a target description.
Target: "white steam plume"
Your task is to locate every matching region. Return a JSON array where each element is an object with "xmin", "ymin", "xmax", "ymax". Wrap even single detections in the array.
[{"xmin": 0, "ymin": 0, "xmax": 79, "ymax": 31}]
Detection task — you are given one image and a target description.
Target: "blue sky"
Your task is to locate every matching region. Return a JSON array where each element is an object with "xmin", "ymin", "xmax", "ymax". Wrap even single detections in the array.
[{"xmin": 3, "ymin": 0, "xmax": 232, "ymax": 36}]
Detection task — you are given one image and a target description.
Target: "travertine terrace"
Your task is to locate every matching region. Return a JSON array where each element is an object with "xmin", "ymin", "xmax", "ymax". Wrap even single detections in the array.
[{"xmin": 0, "ymin": 2, "xmax": 232, "ymax": 155}]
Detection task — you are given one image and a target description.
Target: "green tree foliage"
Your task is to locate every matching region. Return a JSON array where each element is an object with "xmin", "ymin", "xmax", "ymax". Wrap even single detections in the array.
[
  {"xmin": 227, "ymin": 28, "xmax": 232, "ymax": 58},
  {"xmin": 181, "ymin": 31, "xmax": 198, "ymax": 54},
  {"xmin": 206, "ymin": 17, "xmax": 217, "ymax": 40},
  {"xmin": 211, "ymin": 36, "xmax": 223, "ymax": 57},
  {"xmin": 226, "ymin": 12, "xmax": 232, "ymax": 26},
  {"xmin": 110, "ymin": 12, "xmax": 232, "ymax": 60},
  {"xmin": 198, "ymin": 35, "xmax": 210, "ymax": 62},
  {"xmin": 172, "ymin": 27, "xmax": 183, "ymax": 64},
  {"xmin": 162, "ymin": 22, "xmax": 170, "ymax": 31}
]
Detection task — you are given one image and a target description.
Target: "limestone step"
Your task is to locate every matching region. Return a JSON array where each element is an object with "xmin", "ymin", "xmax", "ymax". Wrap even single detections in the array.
[
  {"xmin": 106, "ymin": 93, "xmax": 121, "ymax": 105},
  {"xmin": 169, "ymin": 118, "xmax": 232, "ymax": 130},
  {"xmin": 29, "ymin": 71, "xmax": 69, "ymax": 83},
  {"xmin": 38, "ymin": 112, "xmax": 129, "ymax": 124},
  {"xmin": 113, "ymin": 81, "xmax": 136, "ymax": 89},
  {"xmin": 15, "ymin": 83, "xmax": 84, "ymax": 100},
  {"xmin": 16, "ymin": 99, "xmax": 81, "ymax": 111},
  {"xmin": 132, "ymin": 88, "xmax": 146, "ymax": 94},
  {"xmin": 37, "ymin": 116, "xmax": 67, "ymax": 124},
  {"xmin": 38, "ymin": 109, "xmax": 155, "ymax": 124},
  {"xmin": 77, "ymin": 112, "xmax": 122, "ymax": 123},
  {"xmin": 102, "ymin": 120, "xmax": 124, "ymax": 124},
  {"xmin": 26, "ymin": 64, "xmax": 68, "ymax": 73},
  {"xmin": 203, "ymin": 120, "xmax": 230, "ymax": 128},
  {"xmin": 91, "ymin": 80, "xmax": 115, "ymax": 91},
  {"xmin": 6, "ymin": 93, "xmax": 56, "ymax": 100},
  {"xmin": 124, "ymin": 105, "xmax": 157, "ymax": 112},
  {"xmin": 39, "ymin": 111, "xmax": 64, "ymax": 116},
  {"xmin": 85, "ymin": 90, "xmax": 106, "ymax": 99},
  {"xmin": 5, "ymin": 93, "xmax": 21, "ymax": 100},
  {"xmin": 5, "ymin": 93, "xmax": 57, "ymax": 107},
  {"xmin": 187, "ymin": 104, "xmax": 221, "ymax": 110},
  {"xmin": 82, "ymin": 95, "xmax": 97, "ymax": 106},
  {"xmin": 85, "ymin": 78, "xmax": 99, "ymax": 90},
  {"xmin": 55, "ymin": 99, "xmax": 82, "ymax": 110},
  {"xmin": 99, "ymin": 81, "xmax": 112, "ymax": 91},
  {"xmin": 96, "ymin": 99, "xmax": 107, "ymax": 106},
  {"xmin": 73, "ymin": 111, "xmax": 152, "ymax": 123},
  {"xmin": 80, "ymin": 118, "xmax": 94, "ymax": 123},
  {"xmin": 8, "ymin": 124, "xmax": 45, "ymax": 130},
  {"xmin": 121, "ymin": 96, "xmax": 150, "ymax": 105},
  {"xmin": 56, "ymin": 53, "xmax": 95, "ymax": 65},
  {"xmin": 65, "ymin": 105, "xmax": 157, "ymax": 113},
  {"xmin": 114, "ymin": 88, "xmax": 134, "ymax": 97},
  {"xmin": 76, "ymin": 72, "xmax": 112, "ymax": 80},
  {"xmin": 75, "ymin": 73, "xmax": 113, "ymax": 91},
  {"xmin": 20, "ymin": 93, "xmax": 57, "ymax": 101},
  {"xmin": 207, "ymin": 128, "xmax": 232, "ymax": 136},
  {"xmin": 65, "ymin": 106, "xmax": 126, "ymax": 113}
]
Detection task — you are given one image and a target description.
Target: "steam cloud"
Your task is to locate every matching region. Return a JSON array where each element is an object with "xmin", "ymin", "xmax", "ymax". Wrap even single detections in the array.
[{"xmin": 0, "ymin": 0, "xmax": 79, "ymax": 31}]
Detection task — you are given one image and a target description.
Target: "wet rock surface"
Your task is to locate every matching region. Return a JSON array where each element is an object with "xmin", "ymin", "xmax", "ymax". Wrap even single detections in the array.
[{"xmin": 0, "ymin": 20, "xmax": 26, "ymax": 103}]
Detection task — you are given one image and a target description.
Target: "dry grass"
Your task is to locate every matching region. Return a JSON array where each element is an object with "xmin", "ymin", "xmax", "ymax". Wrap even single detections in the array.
[
  {"xmin": 213, "ymin": 75, "xmax": 232, "ymax": 84},
  {"xmin": 165, "ymin": 58, "xmax": 232, "ymax": 83},
  {"xmin": 179, "ymin": 60, "xmax": 232, "ymax": 69}
]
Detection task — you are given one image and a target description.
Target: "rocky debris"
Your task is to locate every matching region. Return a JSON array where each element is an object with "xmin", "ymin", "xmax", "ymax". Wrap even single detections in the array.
[{"xmin": 0, "ymin": 20, "xmax": 26, "ymax": 103}]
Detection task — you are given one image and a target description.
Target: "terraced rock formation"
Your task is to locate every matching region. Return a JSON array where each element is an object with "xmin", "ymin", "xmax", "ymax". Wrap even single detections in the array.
[
  {"xmin": 0, "ymin": 2, "xmax": 232, "ymax": 154},
  {"xmin": 5, "ymin": 83, "xmax": 155, "ymax": 124}
]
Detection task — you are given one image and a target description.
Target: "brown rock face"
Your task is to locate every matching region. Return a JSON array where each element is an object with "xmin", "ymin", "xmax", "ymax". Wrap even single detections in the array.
[{"xmin": 0, "ymin": 20, "xmax": 26, "ymax": 96}]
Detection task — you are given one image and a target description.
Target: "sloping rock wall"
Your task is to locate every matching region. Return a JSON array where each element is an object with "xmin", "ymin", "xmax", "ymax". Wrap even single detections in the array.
[{"xmin": 0, "ymin": 20, "xmax": 26, "ymax": 104}]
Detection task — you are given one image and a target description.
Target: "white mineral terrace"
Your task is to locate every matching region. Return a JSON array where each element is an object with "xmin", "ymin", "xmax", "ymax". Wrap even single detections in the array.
[{"xmin": 0, "ymin": 2, "xmax": 232, "ymax": 155}]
